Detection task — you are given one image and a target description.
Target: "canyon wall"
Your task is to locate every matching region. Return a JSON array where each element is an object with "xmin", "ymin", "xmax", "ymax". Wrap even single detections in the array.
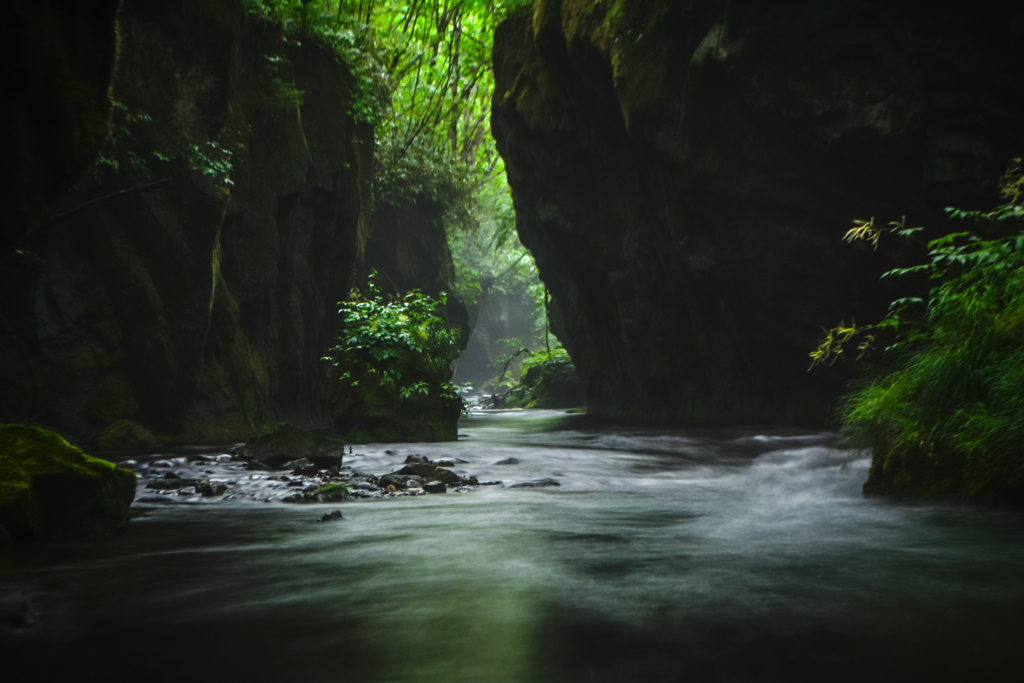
[
  {"xmin": 492, "ymin": 0, "xmax": 1024, "ymax": 424},
  {"xmin": 0, "ymin": 0, "xmax": 373, "ymax": 445},
  {"xmin": 2, "ymin": 0, "xmax": 122, "ymax": 250}
]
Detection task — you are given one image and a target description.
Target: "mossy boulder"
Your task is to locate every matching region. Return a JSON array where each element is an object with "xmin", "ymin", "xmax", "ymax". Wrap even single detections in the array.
[
  {"xmin": 282, "ymin": 482, "xmax": 349, "ymax": 504},
  {"xmin": 0, "ymin": 424, "xmax": 137, "ymax": 544},
  {"xmin": 240, "ymin": 423, "xmax": 345, "ymax": 470},
  {"xmin": 508, "ymin": 357, "xmax": 585, "ymax": 409},
  {"xmin": 329, "ymin": 369, "xmax": 462, "ymax": 444}
]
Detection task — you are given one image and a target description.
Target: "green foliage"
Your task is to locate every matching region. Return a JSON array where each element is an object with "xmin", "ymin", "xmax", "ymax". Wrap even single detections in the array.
[
  {"xmin": 267, "ymin": 75, "xmax": 307, "ymax": 108},
  {"xmin": 242, "ymin": 1, "xmax": 514, "ymax": 231},
  {"xmin": 506, "ymin": 347, "xmax": 584, "ymax": 409},
  {"xmin": 93, "ymin": 100, "xmax": 168, "ymax": 184},
  {"xmin": 324, "ymin": 273, "xmax": 463, "ymax": 406},
  {"xmin": 187, "ymin": 141, "xmax": 242, "ymax": 187},
  {"xmin": 448, "ymin": 180, "xmax": 560, "ymax": 391},
  {"xmin": 817, "ymin": 161, "xmax": 1024, "ymax": 500},
  {"xmin": 519, "ymin": 345, "xmax": 571, "ymax": 375}
]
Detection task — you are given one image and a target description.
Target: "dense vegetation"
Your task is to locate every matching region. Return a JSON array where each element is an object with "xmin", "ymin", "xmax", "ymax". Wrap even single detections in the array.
[
  {"xmin": 326, "ymin": 275, "xmax": 463, "ymax": 437},
  {"xmin": 243, "ymin": 1, "xmax": 566, "ymax": 396},
  {"xmin": 242, "ymin": 0, "xmax": 528, "ymax": 227},
  {"xmin": 813, "ymin": 163, "xmax": 1024, "ymax": 503}
]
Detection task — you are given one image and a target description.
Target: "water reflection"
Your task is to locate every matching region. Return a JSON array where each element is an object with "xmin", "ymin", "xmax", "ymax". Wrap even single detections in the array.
[{"xmin": 3, "ymin": 410, "xmax": 1024, "ymax": 681}]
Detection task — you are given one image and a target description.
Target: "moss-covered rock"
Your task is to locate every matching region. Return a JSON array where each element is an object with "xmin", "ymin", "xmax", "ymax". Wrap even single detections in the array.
[
  {"xmin": 507, "ymin": 357, "xmax": 585, "ymax": 409},
  {"xmin": 241, "ymin": 423, "xmax": 345, "ymax": 470},
  {"xmin": 330, "ymin": 374, "xmax": 462, "ymax": 444},
  {"xmin": 282, "ymin": 482, "xmax": 349, "ymax": 504},
  {"xmin": 863, "ymin": 442, "xmax": 1024, "ymax": 507},
  {"xmin": 0, "ymin": 424, "xmax": 136, "ymax": 544}
]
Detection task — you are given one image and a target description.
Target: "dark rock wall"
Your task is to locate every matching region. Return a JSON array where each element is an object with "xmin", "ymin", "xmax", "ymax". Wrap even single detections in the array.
[
  {"xmin": 363, "ymin": 198, "xmax": 471, "ymax": 343},
  {"xmin": 1, "ymin": 0, "xmax": 122, "ymax": 250},
  {"xmin": 0, "ymin": 0, "xmax": 373, "ymax": 443},
  {"xmin": 492, "ymin": 0, "xmax": 1024, "ymax": 425}
]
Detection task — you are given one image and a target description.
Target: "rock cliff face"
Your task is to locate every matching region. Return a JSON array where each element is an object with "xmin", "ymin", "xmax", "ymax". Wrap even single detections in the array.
[
  {"xmin": 0, "ymin": 0, "xmax": 373, "ymax": 444},
  {"xmin": 1, "ymin": 0, "xmax": 122, "ymax": 250},
  {"xmin": 363, "ymin": 197, "xmax": 471, "ymax": 340},
  {"xmin": 492, "ymin": 0, "xmax": 1024, "ymax": 424}
]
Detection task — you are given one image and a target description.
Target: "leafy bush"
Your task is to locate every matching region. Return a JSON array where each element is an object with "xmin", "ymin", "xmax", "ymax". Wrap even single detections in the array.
[
  {"xmin": 325, "ymin": 275, "xmax": 462, "ymax": 407},
  {"xmin": 93, "ymin": 100, "xmax": 169, "ymax": 184},
  {"xmin": 815, "ymin": 161, "xmax": 1024, "ymax": 501},
  {"xmin": 506, "ymin": 347, "xmax": 584, "ymax": 409}
]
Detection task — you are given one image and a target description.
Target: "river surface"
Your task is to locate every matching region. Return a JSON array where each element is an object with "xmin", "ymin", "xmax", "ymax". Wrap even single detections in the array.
[{"xmin": 4, "ymin": 410, "xmax": 1024, "ymax": 682}]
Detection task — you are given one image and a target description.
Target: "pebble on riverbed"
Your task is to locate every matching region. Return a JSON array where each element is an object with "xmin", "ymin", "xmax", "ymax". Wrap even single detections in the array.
[{"xmin": 129, "ymin": 447, "xmax": 500, "ymax": 506}]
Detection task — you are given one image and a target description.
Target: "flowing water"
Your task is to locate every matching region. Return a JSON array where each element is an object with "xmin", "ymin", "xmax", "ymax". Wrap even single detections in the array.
[{"xmin": 3, "ymin": 410, "xmax": 1024, "ymax": 682}]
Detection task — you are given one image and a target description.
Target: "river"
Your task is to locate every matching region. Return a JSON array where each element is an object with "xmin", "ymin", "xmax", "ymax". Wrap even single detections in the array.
[{"xmin": 4, "ymin": 410, "xmax": 1024, "ymax": 682}]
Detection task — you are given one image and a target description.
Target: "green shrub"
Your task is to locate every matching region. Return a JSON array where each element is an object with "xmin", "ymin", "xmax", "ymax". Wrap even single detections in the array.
[
  {"xmin": 816, "ymin": 162, "xmax": 1024, "ymax": 502},
  {"xmin": 507, "ymin": 348, "xmax": 585, "ymax": 409},
  {"xmin": 324, "ymin": 275, "xmax": 463, "ymax": 440}
]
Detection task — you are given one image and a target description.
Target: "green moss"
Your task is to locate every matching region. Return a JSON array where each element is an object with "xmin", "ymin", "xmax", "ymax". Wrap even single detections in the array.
[
  {"xmin": 283, "ymin": 482, "xmax": 349, "ymax": 504},
  {"xmin": 507, "ymin": 354, "xmax": 585, "ymax": 409},
  {"xmin": 312, "ymin": 483, "xmax": 348, "ymax": 497},
  {"xmin": 0, "ymin": 424, "xmax": 137, "ymax": 543}
]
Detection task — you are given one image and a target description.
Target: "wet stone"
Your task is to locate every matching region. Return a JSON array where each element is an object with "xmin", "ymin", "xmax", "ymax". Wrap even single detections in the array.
[
  {"xmin": 317, "ymin": 510, "xmax": 344, "ymax": 523},
  {"xmin": 493, "ymin": 457, "xmax": 520, "ymax": 466},
  {"xmin": 145, "ymin": 473, "xmax": 200, "ymax": 490},
  {"xmin": 379, "ymin": 473, "xmax": 424, "ymax": 490},
  {"xmin": 196, "ymin": 482, "xmax": 228, "ymax": 497},
  {"xmin": 509, "ymin": 478, "xmax": 561, "ymax": 488},
  {"xmin": 423, "ymin": 481, "xmax": 447, "ymax": 494},
  {"xmin": 397, "ymin": 463, "xmax": 462, "ymax": 486}
]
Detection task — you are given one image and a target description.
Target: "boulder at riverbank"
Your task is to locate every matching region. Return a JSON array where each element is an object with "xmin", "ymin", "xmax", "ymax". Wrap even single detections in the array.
[
  {"xmin": 239, "ymin": 423, "xmax": 345, "ymax": 471},
  {"xmin": 0, "ymin": 424, "xmax": 136, "ymax": 544}
]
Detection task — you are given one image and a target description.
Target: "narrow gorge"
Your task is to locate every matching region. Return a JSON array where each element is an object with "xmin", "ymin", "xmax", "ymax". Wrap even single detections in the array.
[{"xmin": 4, "ymin": 1, "xmax": 1024, "ymax": 680}]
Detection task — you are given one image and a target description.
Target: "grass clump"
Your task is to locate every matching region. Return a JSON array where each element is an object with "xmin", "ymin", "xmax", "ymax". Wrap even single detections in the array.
[{"xmin": 816, "ymin": 162, "xmax": 1024, "ymax": 503}]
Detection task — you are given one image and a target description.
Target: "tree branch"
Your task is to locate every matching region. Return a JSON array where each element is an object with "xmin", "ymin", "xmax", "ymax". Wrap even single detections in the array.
[{"xmin": 41, "ymin": 177, "xmax": 174, "ymax": 227}]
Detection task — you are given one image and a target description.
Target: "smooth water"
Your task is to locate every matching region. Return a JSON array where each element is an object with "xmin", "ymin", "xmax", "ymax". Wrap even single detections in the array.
[{"xmin": 4, "ymin": 411, "xmax": 1024, "ymax": 682}]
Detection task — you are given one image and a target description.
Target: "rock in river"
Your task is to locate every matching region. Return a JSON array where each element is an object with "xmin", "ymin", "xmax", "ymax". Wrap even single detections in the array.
[
  {"xmin": 397, "ymin": 463, "xmax": 462, "ymax": 486},
  {"xmin": 508, "ymin": 479, "xmax": 561, "ymax": 489},
  {"xmin": 317, "ymin": 510, "xmax": 344, "ymax": 522},
  {"xmin": 195, "ymin": 482, "xmax": 228, "ymax": 498},
  {"xmin": 240, "ymin": 423, "xmax": 344, "ymax": 471}
]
